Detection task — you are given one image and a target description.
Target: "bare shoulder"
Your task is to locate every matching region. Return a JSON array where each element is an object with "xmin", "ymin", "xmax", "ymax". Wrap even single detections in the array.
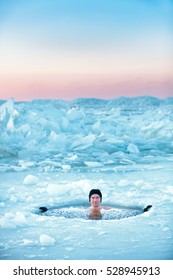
[{"xmin": 102, "ymin": 206, "xmax": 112, "ymax": 210}]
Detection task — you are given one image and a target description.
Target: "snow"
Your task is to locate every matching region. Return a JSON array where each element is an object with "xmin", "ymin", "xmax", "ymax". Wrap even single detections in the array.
[
  {"xmin": 0, "ymin": 96, "xmax": 173, "ymax": 260},
  {"xmin": 23, "ymin": 174, "xmax": 39, "ymax": 185},
  {"xmin": 39, "ymin": 234, "xmax": 55, "ymax": 246}
]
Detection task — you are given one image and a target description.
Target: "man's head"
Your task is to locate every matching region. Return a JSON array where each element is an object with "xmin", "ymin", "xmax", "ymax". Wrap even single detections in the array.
[{"xmin": 89, "ymin": 189, "xmax": 102, "ymax": 204}]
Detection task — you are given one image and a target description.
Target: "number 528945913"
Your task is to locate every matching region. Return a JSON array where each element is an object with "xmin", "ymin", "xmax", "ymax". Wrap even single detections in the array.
[{"xmin": 106, "ymin": 266, "xmax": 160, "ymax": 276}]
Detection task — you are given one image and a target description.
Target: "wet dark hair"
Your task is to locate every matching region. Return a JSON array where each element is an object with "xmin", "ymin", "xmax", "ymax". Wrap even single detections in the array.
[{"xmin": 89, "ymin": 189, "xmax": 102, "ymax": 202}]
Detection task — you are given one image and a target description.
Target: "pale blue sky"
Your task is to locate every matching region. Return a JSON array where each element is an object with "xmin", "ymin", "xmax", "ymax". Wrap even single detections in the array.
[{"xmin": 0, "ymin": 0, "xmax": 172, "ymax": 100}]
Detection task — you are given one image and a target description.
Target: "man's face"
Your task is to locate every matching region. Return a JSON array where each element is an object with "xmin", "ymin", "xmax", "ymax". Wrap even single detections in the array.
[{"xmin": 90, "ymin": 194, "xmax": 101, "ymax": 207}]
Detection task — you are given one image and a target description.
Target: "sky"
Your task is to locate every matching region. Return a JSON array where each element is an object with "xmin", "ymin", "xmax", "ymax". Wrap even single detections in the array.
[{"xmin": 0, "ymin": 0, "xmax": 173, "ymax": 101}]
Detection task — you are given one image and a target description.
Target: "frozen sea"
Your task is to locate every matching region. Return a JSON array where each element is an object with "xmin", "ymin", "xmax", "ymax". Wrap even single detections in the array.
[{"xmin": 0, "ymin": 96, "xmax": 173, "ymax": 260}]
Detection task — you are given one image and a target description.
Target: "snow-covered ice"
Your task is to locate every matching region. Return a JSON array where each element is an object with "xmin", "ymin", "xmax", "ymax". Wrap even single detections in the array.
[{"xmin": 0, "ymin": 97, "xmax": 173, "ymax": 259}]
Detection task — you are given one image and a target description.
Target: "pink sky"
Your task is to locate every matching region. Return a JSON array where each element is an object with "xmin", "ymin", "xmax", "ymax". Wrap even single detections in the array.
[
  {"xmin": 0, "ymin": 72, "xmax": 173, "ymax": 101},
  {"xmin": 1, "ymin": 73, "xmax": 173, "ymax": 101}
]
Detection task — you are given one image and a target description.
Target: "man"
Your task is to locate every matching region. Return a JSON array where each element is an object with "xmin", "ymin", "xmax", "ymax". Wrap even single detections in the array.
[
  {"xmin": 88, "ymin": 189, "xmax": 152, "ymax": 220},
  {"xmin": 39, "ymin": 189, "xmax": 152, "ymax": 218},
  {"xmin": 89, "ymin": 189, "xmax": 111, "ymax": 220}
]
